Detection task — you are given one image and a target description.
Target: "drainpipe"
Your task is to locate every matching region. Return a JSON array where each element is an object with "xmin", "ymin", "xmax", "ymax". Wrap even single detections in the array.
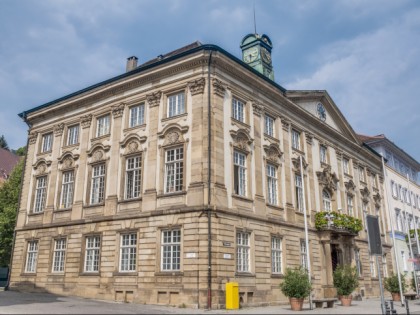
[{"xmin": 207, "ymin": 51, "xmax": 213, "ymax": 310}]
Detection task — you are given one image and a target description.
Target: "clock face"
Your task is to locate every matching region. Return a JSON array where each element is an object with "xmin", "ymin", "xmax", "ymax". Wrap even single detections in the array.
[
  {"xmin": 317, "ymin": 103, "xmax": 327, "ymax": 121},
  {"xmin": 261, "ymin": 47, "xmax": 271, "ymax": 64},
  {"xmin": 244, "ymin": 46, "xmax": 258, "ymax": 63}
]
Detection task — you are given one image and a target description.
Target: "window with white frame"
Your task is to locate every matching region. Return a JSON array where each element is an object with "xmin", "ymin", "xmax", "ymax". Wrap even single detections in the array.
[
  {"xmin": 34, "ymin": 176, "xmax": 47, "ymax": 213},
  {"xmin": 264, "ymin": 114, "xmax": 274, "ymax": 137},
  {"xmin": 402, "ymin": 250, "xmax": 408, "ymax": 272},
  {"xmin": 300, "ymin": 240, "xmax": 308, "ymax": 270},
  {"xmin": 41, "ymin": 133, "xmax": 53, "ymax": 153},
  {"xmin": 396, "ymin": 209, "xmax": 404, "ymax": 231},
  {"xmin": 167, "ymin": 92, "xmax": 185, "ymax": 118},
  {"xmin": 66, "ymin": 125, "xmax": 79, "ymax": 146},
  {"xmin": 236, "ymin": 231, "xmax": 250, "ymax": 272},
  {"xmin": 291, "ymin": 129, "xmax": 301, "ymax": 150},
  {"xmin": 399, "ymin": 185, "xmax": 404, "ymax": 202},
  {"xmin": 25, "ymin": 240, "xmax": 38, "ymax": 273},
  {"xmin": 164, "ymin": 147, "xmax": 184, "ymax": 193},
  {"xmin": 52, "ymin": 238, "xmax": 66, "ymax": 272},
  {"xmin": 391, "ymin": 180, "xmax": 398, "ymax": 198},
  {"xmin": 370, "ymin": 255, "xmax": 376, "ymax": 277},
  {"xmin": 409, "ymin": 215, "xmax": 415, "ymax": 230},
  {"xmin": 234, "ymin": 151, "xmax": 247, "ymax": 196},
  {"xmin": 271, "ymin": 237, "xmax": 282, "ymax": 274},
  {"xmin": 412, "ymin": 192, "xmax": 417, "ymax": 209},
  {"xmin": 232, "ymin": 98, "xmax": 244, "ymax": 122},
  {"xmin": 355, "ymin": 249, "xmax": 362, "ymax": 276},
  {"xmin": 406, "ymin": 189, "xmax": 411, "ymax": 205},
  {"xmin": 371, "ymin": 174, "xmax": 377, "ymax": 188},
  {"xmin": 125, "ymin": 155, "xmax": 142, "ymax": 199},
  {"xmin": 84, "ymin": 235, "xmax": 101, "ymax": 273},
  {"xmin": 119, "ymin": 233, "xmax": 137, "ymax": 272},
  {"xmin": 295, "ymin": 174, "xmax": 304, "ymax": 212},
  {"xmin": 129, "ymin": 103, "xmax": 145, "ymax": 128},
  {"xmin": 358, "ymin": 166, "xmax": 365, "ymax": 182},
  {"xmin": 347, "ymin": 194, "xmax": 354, "ymax": 216},
  {"xmin": 90, "ymin": 164, "xmax": 106, "ymax": 204},
  {"xmin": 96, "ymin": 115, "xmax": 110, "ymax": 137},
  {"xmin": 266, "ymin": 164, "xmax": 278, "ymax": 205},
  {"xmin": 382, "ymin": 254, "xmax": 388, "ymax": 278},
  {"xmin": 161, "ymin": 229, "xmax": 181, "ymax": 271},
  {"xmin": 322, "ymin": 190, "xmax": 331, "ymax": 212},
  {"xmin": 320, "ymin": 145, "xmax": 327, "ymax": 164},
  {"xmin": 59, "ymin": 171, "xmax": 74, "ymax": 209},
  {"xmin": 343, "ymin": 158, "xmax": 350, "ymax": 174}
]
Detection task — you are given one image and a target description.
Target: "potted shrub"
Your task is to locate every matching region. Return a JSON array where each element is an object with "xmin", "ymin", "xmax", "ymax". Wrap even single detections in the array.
[
  {"xmin": 280, "ymin": 267, "xmax": 312, "ymax": 311},
  {"xmin": 384, "ymin": 273, "xmax": 406, "ymax": 301},
  {"xmin": 333, "ymin": 265, "xmax": 359, "ymax": 306}
]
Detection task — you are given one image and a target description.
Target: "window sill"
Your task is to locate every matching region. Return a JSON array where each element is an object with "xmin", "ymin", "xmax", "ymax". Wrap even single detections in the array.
[
  {"xmin": 266, "ymin": 203, "xmax": 284, "ymax": 211},
  {"xmin": 62, "ymin": 143, "xmax": 79, "ymax": 150},
  {"xmin": 162, "ymin": 112, "xmax": 187, "ymax": 122},
  {"xmin": 157, "ymin": 191, "xmax": 187, "ymax": 198},
  {"xmin": 292, "ymin": 148, "xmax": 305, "ymax": 155},
  {"xmin": 54, "ymin": 207, "xmax": 72, "ymax": 212},
  {"xmin": 271, "ymin": 273, "xmax": 284, "ymax": 279},
  {"xmin": 28, "ymin": 211, "xmax": 44, "ymax": 217},
  {"xmin": 91, "ymin": 134, "xmax": 110, "ymax": 143},
  {"xmin": 124, "ymin": 124, "xmax": 146, "ymax": 133},
  {"xmin": 118, "ymin": 197, "xmax": 142, "ymax": 204},
  {"xmin": 321, "ymin": 162, "xmax": 330, "ymax": 168},
  {"xmin": 295, "ymin": 211, "xmax": 310, "ymax": 217},
  {"xmin": 79, "ymin": 272, "xmax": 100, "ymax": 277},
  {"xmin": 47, "ymin": 273, "xmax": 65, "ymax": 277},
  {"xmin": 231, "ymin": 118, "xmax": 250, "ymax": 129},
  {"xmin": 84, "ymin": 203, "xmax": 105, "ymax": 209},
  {"xmin": 112, "ymin": 271, "xmax": 137, "ymax": 276},
  {"xmin": 37, "ymin": 151, "xmax": 52, "ymax": 157},
  {"xmin": 155, "ymin": 271, "xmax": 183, "ymax": 277},
  {"xmin": 264, "ymin": 134, "xmax": 280, "ymax": 143},
  {"xmin": 232, "ymin": 194, "xmax": 253, "ymax": 202},
  {"xmin": 20, "ymin": 272, "xmax": 37, "ymax": 277},
  {"xmin": 235, "ymin": 272, "xmax": 255, "ymax": 278}
]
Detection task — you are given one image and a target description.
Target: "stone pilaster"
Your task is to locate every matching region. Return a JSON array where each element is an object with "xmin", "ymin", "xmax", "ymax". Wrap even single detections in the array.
[{"xmin": 252, "ymin": 101, "xmax": 265, "ymax": 216}]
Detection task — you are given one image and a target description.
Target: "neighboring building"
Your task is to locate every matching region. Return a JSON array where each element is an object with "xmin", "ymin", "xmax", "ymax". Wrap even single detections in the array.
[
  {"xmin": 359, "ymin": 134, "xmax": 420, "ymax": 282},
  {"xmin": 0, "ymin": 148, "xmax": 20, "ymax": 186},
  {"xmin": 10, "ymin": 35, "xmax": 391, "ymax": 308}
]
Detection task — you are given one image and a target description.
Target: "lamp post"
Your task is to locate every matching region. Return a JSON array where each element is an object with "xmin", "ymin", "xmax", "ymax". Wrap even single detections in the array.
[{"xmin": 325, "ymin": 213, "xmax": 335, "ymax": 228}]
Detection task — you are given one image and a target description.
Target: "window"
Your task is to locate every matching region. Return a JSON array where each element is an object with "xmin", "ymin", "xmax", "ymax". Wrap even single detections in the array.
[
  {"xmin": 234, "ymin": 151, "xmax": 247, "ymax": 196},
  {"xmin": 382, "ymin": 254, "xmax": 388, "ymax": 278},
  {"xmin": 355, "ymin": 249, "xmax": 362, "ymax": 276},
  {"xmin": 165, "ymin": 147, "xmax": 184, "ymax": 193},
  {"xmin": 266, "ymin": 164, "xmax": 278, "ymax": 205},
  {"xmin": 295, "ymin": 174, "xmax": 304, "ymax": 212},
  {"xmin": 66, "ymin": 125, "xmax": 79, "ymax": 146},
  {"xmin": 396, "ymin": 209, "xmax": 404, "ymax": 231},
  {"xmin": 167, "ymin": 92, "xmax": 185, "ymax": 117},
  {"xmin": 236, "ymin": 231, "xmax": 250, "ymax": 272},
  {"xmin": 320, "ymin": 145, "xmax": 327, "ymax": 164},
  {"xmin": 119, "ymin": 233, "xmax": 137, "ymax": 272},
  {"xmin": 347, "ymin": 194, "xmax": 354, "ymax": 216},
  {"xmin": 125, "ymin": 156, "xmax": 142, "ymax": 199},
  {"xmin": 402, "ymin": 251, "xmax": 408, "ymax": 272},
  {"xmin": 96, "ymin": 115, "xmax": 110, "ymax": 137},
  {"xmin": 271, "ymin": 237, "xmax": 282, "ymax": 274},
  {"xmin": 399, "ymin": 185, "xmax": 404, "ymax": 201},
  {"xmin": 90, "ymin": 164, "xmax": 106, "ymax": 204},
  {"xmin": 161, "ymin": 229, "xmax": 181, "ymax": 271},
  {"xmin": 84, "ymin": 236, "xmax": 101, "ymax": 273},
  {"xmin": 59, "ymin": 171, "xmax": 74, "ymax": 209},
  {"xmin": 358, "ymin": 167, "xmax": 365, "ymax": 182},
  {"xmin": 300, "ymin": 241, "xmax": 308, "ymax": 270},
  {"xmin": 409, "ymin": 215, "xmax": 415, "ymax": 230},
  {"xmin": 232, "ymin": 98, "xmax": 244, "ymax": 122},
  {"xmin": 129, "ymin": 103, "xmax": 145, "ymax": 127},
  {"xmin": 41, "ymin": 133, "xmax": 53, "ymax": 152},
  {"xmin": 264, "ymin": 114, "xmax": 274, "ymax": 137},
  {"xmin": 370, "ymin": 255, "xmax": 376, "ymax": 277},
  {"xmin": 343, "ymin": 158, "xmax": 350, "ymax": 174},
  {"xmin": 391, "ymin": 180, "xmax": 398, "ymax": 198},
  {"xmin": 52, "ymin": 238, "xmax": 66, "ymax": 272},
  {"xmin": 322, "ymin": 190, "xmax": 331, "ymax": 212},
  {"xmin": 291, "ymin": 129, "xmax": 301, "ymax": 150},
  {"xmin": 34, "ymin": 176, "xmax": 47, "ymax": 213},
  {"xmin": 372, "ymin": 175, "xmax": 377, "ymax": 188},
  {"xmin": 25, "ymin": 240, "xmax": 38, "ymax": 273}
]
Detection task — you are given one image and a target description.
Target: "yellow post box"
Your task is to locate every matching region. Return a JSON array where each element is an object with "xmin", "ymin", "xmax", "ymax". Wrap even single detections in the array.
[{"xmin": 226, "ymin": 282, "xmax": 239, "ymax": 310}]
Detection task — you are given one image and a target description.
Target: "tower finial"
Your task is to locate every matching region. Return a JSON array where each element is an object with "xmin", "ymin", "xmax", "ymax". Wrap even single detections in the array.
[{"xmin": 253, "ymin": 1, "xmax": 257, "ymax": 34}]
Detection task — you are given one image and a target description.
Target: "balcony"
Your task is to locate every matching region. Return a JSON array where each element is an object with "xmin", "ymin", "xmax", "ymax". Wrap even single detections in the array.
[{"xmin": 315, "ymin": 211, "xmax": 363, "ymax": 235}]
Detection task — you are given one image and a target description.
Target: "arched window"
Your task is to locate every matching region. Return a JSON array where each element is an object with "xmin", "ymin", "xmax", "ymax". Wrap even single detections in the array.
[{"xmin": 322, "ymin": 190, "xmax": 331, "ymax": 212}]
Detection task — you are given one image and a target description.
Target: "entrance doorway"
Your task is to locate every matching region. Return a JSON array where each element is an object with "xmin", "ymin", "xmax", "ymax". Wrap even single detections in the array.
[{"xmin": 331, "ymin": 245, "xmax": 342, "ymax": 272}]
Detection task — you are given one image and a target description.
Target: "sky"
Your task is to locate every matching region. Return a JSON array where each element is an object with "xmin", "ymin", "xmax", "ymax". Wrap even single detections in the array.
[{"xmin": 0, "ymin": 0, "xmax": 419, "ymax": 162}]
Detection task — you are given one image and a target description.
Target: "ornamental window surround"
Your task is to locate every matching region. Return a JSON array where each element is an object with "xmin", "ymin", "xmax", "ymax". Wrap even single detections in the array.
[
  {"xmin": 343, "ymin": 158, "xmax": 350, "ymax": 175},
  {"xmin": 320, "ymin": 145, "xmax": 328, "ymax": 164},
  {"xmin": 264, "ymin": 114, "xmax": 275, "ymax": 137},
  {"xmin": 125, "ymin": 155, "xmax": 142, "ymax": 200},
  {"xmin": 66, "ymin": 124, "xmax": 79, "ymax": 146},
  {"xmin": 52, "ymin": 238, "xmax": 66, "ymax": 273},
  {"xmin": 234, "ymin": 150, "xmax": 247, "ymax": 197},
  {"xmin": 90, "ymin": 163, "xmax": 106, "ymax": 205},
  {"xmin": 167, "ymin": 91, "xmax": 185, "ymax": 118},
  {"xmin": 59, "ymin": 170, "xmax": 74, "ymax": 209},
  {"xmin": 232, "ymin": 97, "xmax": 245, "ymax": 123},
  {"xmin": 161, "ymin": 229, "xmax": 181, "ymax": 271},
  {"xmin": 96, "ymin": 114, "xmax": 111, "ymax": 138},
  {"xmin": 119, "ymin": 233, "xmax": 137, "ymax": 272},
  {"xmin": 33, "ymin": 175, "xmax": 47, "ymax": 213},
  {"xmin": 266, "ymin": 163, "xmax": 278, "ymax": 205},
  {"xmin": 295, "ymin": 173, "xmax": 304, "ymax": 212},
  {"xmin": 84, "ymin": 235, "xmax": 101, "ymax": 273},
  {"xmin": 291, "ymin": 129, "xmax": 301, "ymax": 151},
  {"xmin": 129, "ymin": 103, "xmax": 145, "ymax": 128},
  {"xmin": 41, "ymin": 132, "xmax": 53, "ymax": 153}
]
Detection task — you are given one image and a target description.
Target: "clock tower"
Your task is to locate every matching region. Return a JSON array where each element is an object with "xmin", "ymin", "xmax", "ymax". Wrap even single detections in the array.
[{"xmin": 240, "ymin": 33, "xmax": 274, "ymax": 81}]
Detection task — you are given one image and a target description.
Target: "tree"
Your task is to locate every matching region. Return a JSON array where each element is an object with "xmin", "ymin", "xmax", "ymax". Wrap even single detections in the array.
[
  {"xmin": 0, "ymin": 158, "xmax": 24, "ymax": 267},
  {"xmin": 14, "ymin": 146, "xmax": 26, "ymax": 157},
  {"xmin": 0, "ymin": 135, "xmax": 9, "ymax": 150}
]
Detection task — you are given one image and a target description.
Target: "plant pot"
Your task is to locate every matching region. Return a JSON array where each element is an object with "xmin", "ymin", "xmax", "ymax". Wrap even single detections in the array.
[
  {"xmin": 289, "ymin": 297, "xmax": 304, "ymax": 311},
  {"xmin": 340, "ymin": 295, "xmax": 352, "ymax": 306},
  {"xmin": 391, "ymin": 292, "xmax": 401, "ymax": 302}
]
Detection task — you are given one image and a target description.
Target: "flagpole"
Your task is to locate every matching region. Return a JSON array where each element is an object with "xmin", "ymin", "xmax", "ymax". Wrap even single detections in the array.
[
  {"xmin": 381, "ymin": 156, "xmax": 404, "ymax": 306},
  {"xmin": 300, "ymin": 155, "xmax": 312, "ymax": 309},
  {"xmin": 406, "ymin": 173, "xmax": 420, "ymax": 295}
]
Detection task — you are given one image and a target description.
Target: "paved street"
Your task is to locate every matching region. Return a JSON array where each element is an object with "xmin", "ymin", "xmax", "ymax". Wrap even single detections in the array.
[{"xmin": 1, "ymin": 290, "xmax": 420, "ymax": 314}]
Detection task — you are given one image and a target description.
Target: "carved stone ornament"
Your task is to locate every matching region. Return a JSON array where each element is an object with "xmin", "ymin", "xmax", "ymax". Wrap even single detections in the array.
[
  {"xmin": 53, "ymin": 123, "xmax": 65, "ymax": 136},
  {"xmin": 345, "ymin": 180, "xmax": 356, "ymax": 197},
  {"xmin": 28, "ymin": 131, "xmax": 38, "ymax": 144},
  {"xmin": 112, "ymin": 103, "xmax": 125, "ymax": 118},
  {"xmin": 93, "ymin": 150, "xmax": 104, "ymax": 162},
  {"xmin": 360, "ymin": 186, "xmax": 370, "ymax": 203},
  {"xmin": 292, "ymin": 155, "xmax": 308, "ymax": 172},
  {"xmin": 37, "ymin": 163, "xmax": 47, "ymax": 175},
  {"xmin": 146, "ymin": 91, "xmax": 162, "ymax": 107},
  {"xmin": 230, "ymin": 129, "xmax": 253, "ymax": 152},
  {"xmin": 264, "ymin": 144, "xmax": 283, "ymax": 165},
  {"xmin": 127, "ymin": 141, "xmax": 139, "ymax": 153},
  {"xmin": 316, "ymin": 165, "xmax": 339, "ymax": 194},
  {"xmin": 162, "ymin": 130, "xmax": 184, "ymax": 147},
  {"xmin": 373, "ymin": 192, "xmax": 382, "ymax": 207},
  {"xmin": 305, "ymin": 132, "xmax": 313, "ymax": 145},
  {"xmin": 280, "ymin": 116, "xmax": 291, "ymax": 131},
  {"xmin": 252, "ymin": 102, "xmax": 264, "ymax": 116},
  {"xmin": 212, "ymin": 78, "xmax": 226, "ymax": 97},
  {"xmin": 63, "ymin": 157, "xmax": 73, "ymax": 169},
  {"xmin": 80, "ymin": 114, "xmax": 93, "ymax": 129},
  {"xmin": 188, "ymin": 78, "xmax": 205, "ymax": 95}
]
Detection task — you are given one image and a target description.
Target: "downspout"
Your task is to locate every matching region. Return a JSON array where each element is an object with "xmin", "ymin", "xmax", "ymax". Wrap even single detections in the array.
[
  {"xmin": 207, "ymin": 51, "xmax": 213, "ymax": 310},
  {"xmin": 7, "ymin": 113, "xmax": 30, "ymax": 290}
]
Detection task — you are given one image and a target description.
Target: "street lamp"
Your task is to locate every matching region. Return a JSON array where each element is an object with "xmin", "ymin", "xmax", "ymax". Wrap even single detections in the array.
[{"xmin": 324, "ymin": 213, "xmax": 335, "ymax": 228}]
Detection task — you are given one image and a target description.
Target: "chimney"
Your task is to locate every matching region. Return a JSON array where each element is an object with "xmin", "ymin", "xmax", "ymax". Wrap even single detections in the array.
[{"xmin": 126, "ymin": 56, "xmax": 138, "ymax": 72}]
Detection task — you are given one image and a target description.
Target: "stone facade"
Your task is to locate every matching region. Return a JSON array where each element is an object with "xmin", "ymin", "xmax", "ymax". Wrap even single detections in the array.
[{"xmin": 10, "ymin": 43, "xmax": 392, "ymax": 308}]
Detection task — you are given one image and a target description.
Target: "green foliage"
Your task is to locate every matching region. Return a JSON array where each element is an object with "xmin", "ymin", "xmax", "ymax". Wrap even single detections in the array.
[
  {"xmin": 315, "ymin": 211, "xmax": 363, "ymax": 234},
  {"xmin": 0, "ymin": 135, "xmax": 9, "ymax": 150},
  {"xmin": 384, "ymin": 273, "xmax": 406, "ymax": 294},
  {"xmin": 279, "ymin": 266, "xmax": 312, "ymax": 298},
  {"xmin": 0, "ymin": 158, "xmax": 24, "ymax": 267},
  {"xmin": 14, "ymin": 146, "xmax": 26, "ymax": 157},
  {"xmin": 333, "ymin": 265, "xmax": 359, "ymax": 296},
  {"xmin": 411, "ymin": 272, "xmax": 416, "ymax": 291},
  {"xmin": 405, "ymin": 229, "xmax": 420, "ymax": 243}
]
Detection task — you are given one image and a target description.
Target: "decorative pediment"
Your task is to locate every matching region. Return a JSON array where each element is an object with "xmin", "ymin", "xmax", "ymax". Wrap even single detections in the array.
[
  {"xmin": 33, "ymin": 158, "xmax": 52, "ymax": 175},
  {"xmin": 373, "ymin": 192, "xmax": 382, "ymax": 207},
  {"xmin": 158, "ymin": 123, "xmax": 188, "ymax": 147},
  {"xmin": 87, "ymin": 143, "xmax": 110, "ymax": 162},
  {"xmin": 120, "ymin": 134, "xmax": 147, "ymax": 155},
  {"xmin": 58, "ymin": 152, "xmax": 80, "ymax": 170},
  {"xmin": 188, "ymin": 78, "xmax": 205, "ymax": 95},
  {"xmin": 230, "ymin": 129, "xmax": 253, "ymax": 152},
  {"xmin": 344, "ymin": 179, "xmax": 356, "ymax": 197},
  {"xmin": 264, "ymin": 143, "xmax": 283, "ymax": 165},
  {"xmin": 360, "ymin": 186, "xmax": 370, "ymax": 203},
  {"xmin": 53, "ymin": 123, "xmax": 65, "ymax": 136},
  {"xmin": 146, "ymin": 91, "xmax": 162, "ymax": 107},
  {"xmin": 316, "ymin": 165, "xmax": 339, "ymax": 194},
  {"xmin": 28, "ymin": 131, "xmax": 38, "ymax": 144},
  {"xmin": 212, "ymin": 78, "xmax": 226, "ymax": 97},
  {"xmin": 291, "ymin": 154, "xmax": 308, "ymax": 172}
]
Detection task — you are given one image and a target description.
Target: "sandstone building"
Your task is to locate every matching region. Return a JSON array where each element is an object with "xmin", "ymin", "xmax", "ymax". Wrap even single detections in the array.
[{"xmin": 10, "ymin": 35, "xmax": 392, "ymax": 308}]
